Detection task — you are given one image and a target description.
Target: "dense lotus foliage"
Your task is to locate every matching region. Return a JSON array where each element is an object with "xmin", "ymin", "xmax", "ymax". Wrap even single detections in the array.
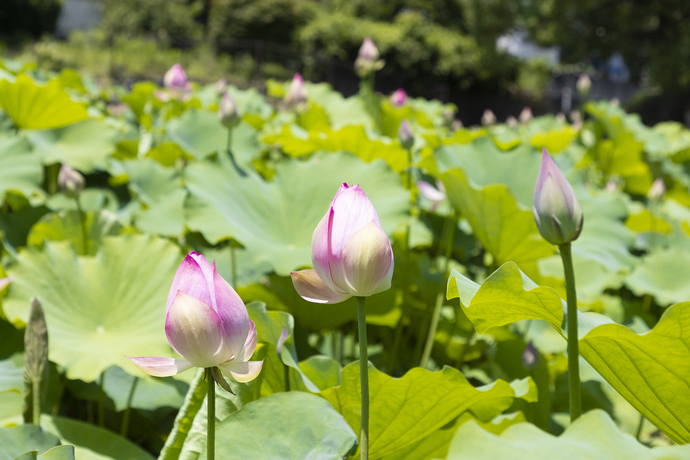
[{"xmin": 1, "ymin": 57, "xmax": 690, "ymax": 459}]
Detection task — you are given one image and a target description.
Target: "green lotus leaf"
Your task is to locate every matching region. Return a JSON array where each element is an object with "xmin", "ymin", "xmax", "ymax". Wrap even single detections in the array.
[
  {"xmin": 0, "ymin": 135, "xmax": 42, "ymax": 199},
  {"xmin": 158, "ymin": 369, "xmax": 206, "ymax": 460},
  {"xmin": 625, "ymin": 248, "xmax": 690, "ymax": 306},
  {"xmin": 0, "ymin": 75, "xmax": 88, "ymax": 130},
  {"xmin": 448, "ymin": 262, "xmax": 690, "ymax": 444},
  {"xmin": 203, "ymin": 392, "xmax": 357, "ymax": 460},
  {"xmin": 41, "ymin": 416, "xmax": 153, "ymax": 460},
  {"xmin": 24, "ymin": 120, "xmax": 118, "ymax": 173},
  {"xmin": 0, "ymin": 355, "xmax": 23, "ymax": 393},
  {"xmin": 298, "ymin": 355, "xmax": 342, "ymax": 392},
  {"xmin": 529, "ymin": 126, "xmax": 577, "ymax": 153},
  {"xmin": 445, "ymin": 409, "xmax": 690, "ymax": 459},
  {"xmin": 22, "ymin": 445, "xmax": 76, "ymax": 460},
  {"xmin": 185, "ymin": 151, "xmax": 409, "ymax": 275},
  {"xmin": 320, "ymin": 362, "xmax": 537, "ymax": 459},
  {"xmin": 3, "ymin": 234, "xmax": 182, "ymax": 382},
  {"xmin": 0, "ymin": 425, "xmax": 60, "ymax": 460},
  {"xmin": 0, "ymin": 390, "xmax": 23, "ymax": 427}
]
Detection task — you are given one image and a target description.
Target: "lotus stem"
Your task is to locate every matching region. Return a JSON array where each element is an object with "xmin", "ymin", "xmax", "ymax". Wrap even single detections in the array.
[
  {"xmin": 75, "ymin": 197, "xmax": 88, "ymax": 255},
  {"xmin": 207, "ymin": 368, "xmax": 215, "ymax": 460},
  {"xmin": 120, "ymin": 377, "xmax": 139, "ymax": 437},
  {"xmin": 98, "ymin": 372, "xmax": 105, "ymax": 427},
  {"xmin": 559, "ymin": 243, "xmax": 582, "ymax": 421},
  {"xmin": 356, "ymin": 296, "xmax": 369, "ymax": 460},
  {"xmin": 32, "ymin": 378, "xmax": 40, "ymax": 425}
]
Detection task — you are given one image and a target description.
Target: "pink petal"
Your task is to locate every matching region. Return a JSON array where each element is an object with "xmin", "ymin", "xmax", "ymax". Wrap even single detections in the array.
[
  {"xmin": 126, "ymin": 356, "xmax": 193, "ymax": 377},
  {"xmin": 212, "ymin": 262, "xmax": 249, "ymax": 359},
  {"xmin": 328, "ymin": 185, "xmax": 381, "ymax": 291},
  {"xmin": 311, "ymin": 208, "xmax": 337, "ymax": 292},
  {"xmin": 340, "ymin": 221, "xmax": 393, "ymax": 296},
  {"xmin": 290, "ymin": 270, "xmax": 352, "ymax": 304},
  {"xmin": 417, "ymin": 181, "xmax": 446, "ymax": 203},
  {"xmin": 165, "ymin": 291, "xmax": 232, "ymax": 368},
  {"xmin": 218, "ymin": 360, "xmax": 264, "ymax": 383},
  {"xmin": 0, "ymin": 277, "xmax": 10, "ymax": 291},
  {"xmin": 166, "ymin": 253, "xmax": 215, "ymax": 316},
  {"xmin": 238, "ymin": 320, "xmax": 258, "ymax": 362}
]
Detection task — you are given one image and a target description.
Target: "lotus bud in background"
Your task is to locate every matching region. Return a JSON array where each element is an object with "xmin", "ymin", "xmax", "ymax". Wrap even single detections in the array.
[
  {"xmin": 648, "ymin": 178, "xmax": 665, "ymax": 201},
  {"xmin": 555, "ymin": 112, "xmax": 566, "ymax": 123},
  {"xmin": 533, "ymin": 148, "xmax": 584, "ymax": 246},
  {"xmin": 610, "ymin": 97, "xmax": 620, "ymax": 106},
  {"xmin": 215, "ymin": 78, "xmax": 228, "ymax": 96},
  {"xmin": 481, "ymin": 109, "xmax": 496, "ymax": 126},
  {"xmin": 451, "ymin": 119, "xmax": 463, "ymax": 130},
  {"xmin": 522, "ymin": 341, "xmax": 540, "ymax": 371},
  {"xmin": 164, "ymin": 64, "xmax": 188, "ymax": 91},
  {"xmin": 390, "ymin": 88, "xmax": 407, "ymax": 107},
  {"xmin": 219, "ymin": 91, "xmax": 240, "ymax": 129},
  {"xmin": 127, "ymin": 252, "xmax": 263, "ymax": 387},
  {"xmin": 576, "ymin": 74, "xmax": 591, "ymax": 96},
  {"xmin": 285, "ymin": 73, "xmax": 308, "ymax": 109},
  {"xmin": 506, "ymin": 116, "xmax": 518, "ymax": 128},
  {"xmin": 519, "ymin": 107, "xmax": 533, "ymax": 124},
  {"xmin": 417, "ymin": 180, "xmax": 446, "ymax": 211},
  {"xmin": 398, "ymin": 119, "xmax": 414, "ymax": 150},
  {"xmin": 569, "ymin": 110, "xmax": 582, "ymax": 123},
  {"xmin": 605, "ymin": 181, "xmax": 618, "ymax": 193},
  {"xmin": 354, "ymin": 37, "xmax": 385, "ymax": 78},
  {"xmin": 291, "ymin": 183, "xmax": 394, "ymax": 303},
  {"xmin": 58, "ymin": 163, "xmax": 85, "ymax": 198}
]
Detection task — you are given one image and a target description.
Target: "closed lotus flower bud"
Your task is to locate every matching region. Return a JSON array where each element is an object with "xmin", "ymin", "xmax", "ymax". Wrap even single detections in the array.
[
  {"xmin": 219, "ymin": 91, "xmax": 240, "ymax": 129},
  {"xmin": 576, "ymin": 74, "xmax": 591, "ymax": 96},
  {"xmin": 417, "ymin": 180, "xmax": 446, "ymax": 211},
  {"xmin": 285, "ymin": 73, "xmax": 307, "ymax": 109},
  {"xmin": 215, "ymin": 78, "xmax": 228, "ymax": 96},
  {"xmin": 522, "ymin": 341, "xmax": 540, "ymax": 371},
  {"xmin": 390, "ymin": 88, "xmax": 407, "ymax": 107},
  {"xmin": 506, "ymin": 116, "xmax": 518, "ymax": 128},
  {"xmin": 451, "ymin": 119, "xmax": 463, "ymax": 131},
  {"xmin": 127, "ymin": 253, "xmax": 263, "ymax": 385},
  {"xmin": 481, "ymin": 109, "xmax": 496, "ymax": 126},
  {"xmin": 398, "ymin": 119, "xmax": 414, "ymax": 149},
  {"xmin": 58, "ymin": 163, "xmax": 85, "ymax": 198},
  {"xmin": 648, "ymin": 178, "xmax": 665, "ymax": 201},
  {"xmin": 164, "ymin": 64, "xmax": 188, "ymax": 90},
  {"xmin": 291, "ymin": 184, "xmax": 394, "ymax": 303},
  {"xmin": 354, "ymin": 37, "xmax": 385, "ymax": 78},
  {"xmin": 533, "ymin": 148, "xmax": 584, "ymax": 245},
  {"xmin": 519, "ymin": 107, "xmax": 533, "ymax": 124}
]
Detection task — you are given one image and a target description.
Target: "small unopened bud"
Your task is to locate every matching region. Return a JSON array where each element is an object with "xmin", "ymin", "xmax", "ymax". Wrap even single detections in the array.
[
  {"xmin": 522, "ymin": 341, "xmax": 540, "ymax": 371},
  {"xmin": 506, "ymin": 116, "xmax": 518, "ymax": 128},
  {"xmin": 451, "ymin": 119, "xmax": 463, "ymax": 131},
  {"xmin": 354, "ymin": 37, "xmax": 385, "ymax": 78},
  {"xmin": 164, "ymin": 64, "xmax": 188, "ymax": 90},
  {"xmin": 569, "ymin": 110, "xmax": 582, "ymax": 123},
  {"xmin": 519, "ymin": 107, "xmax": 533, "ymax": 124},
  {"xmin": 555, "ymin": 112, "xmax": 566, "ymax": 123},
  {"xmin": 610, "ymin": 97, "xmax": 620, "ymax": 107},
  {"xmin": 215, "ymin": 78, "xmax": 228, "ymax": 96},
  {"xmin": 576, "ymin": 74, "xmax": 591, "ymax": 96},
  {"xmin": 58, "ymin": 163, "xmax": 85, "ymax": 198},
  {"xmin": 398, "ymin": 119, "xmax": 414, "ymax": 150},
  {"xmin": 533, "ymin": 148, "xmax": 584, "ymax": 246},
  {"xmin": 481, "ymin": 109, "xmax": 496, "ymax": 126},
  {"xmin": 390, "ymin": 88, "xmax": 407, "ymax": 107},
  {"xmin": 648, "ymin": 178, "xmax": 665, "ymax": 201},
  {"xmin": 219, "ymin": 91, "xmax": 240, "ymax": 128},
  {"xmin": 285, "ymin": 73, "xmax": 307, "ymax": 109},
  {"xmin": 605, "ymin": 181, "xmax": 618, "ymax": 192}
]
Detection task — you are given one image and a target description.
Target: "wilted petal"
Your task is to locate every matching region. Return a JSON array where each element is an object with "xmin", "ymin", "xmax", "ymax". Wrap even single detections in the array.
[
  {"xmin": 219, "ymin": 360, "xmax": 264, "ymax": 383},
  {"xmin": 212, "ymin": 262, "xmax": 249, "ymax": 360},
  {"xmin": 165, "ymin": 291, "xmax": 231, "ymax": 368},
  {"xmin": 341, "ymin": 221, "xmax": 393, "ymax": 296},
  {"xmin": 238, "ymin": 320, "xmax": 258, "ymax": 362},
  {"xmin": 291, "ymin": 270, "xmax": 352, "ymax": 304},
  {"xmin": 126, "ymin": 356, "xmax": 193, "ymax": 377},
  {"xmin": 166, "ymin": 253, "xmax": 215, "ymax": 315}
]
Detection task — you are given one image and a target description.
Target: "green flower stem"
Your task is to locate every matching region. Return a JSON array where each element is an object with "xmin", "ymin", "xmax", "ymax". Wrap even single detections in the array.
[
  {"xmin": 559, "ymin": 242, "xmax": 582, "ymax": 421},
  {"xmin": 226, "ymin": 129, "xmax": 247, "ymax": 177},
  {"xmin": 120, "ymin": 377, "xmax": 139, "ymax": 436},
  {"xmin": 356, "ymin": 296, "xmax": 369, "ymax": 460},
  {"xmin": 284, "ymin": 362, "xmax": 290, "ymax": 392},
  {"xmin": 98, "ymin": 372, "xmax": 105, "ymax": 427},
  {"xmin": 32, "ymin": 378, "xmax": 40, "ymax": 425},
  {"xmin": 207, "ymin": 368, "xmax": 215, "ymax": 460},
  {"xmin": 420, "ymin": 215, "xmax": 456, "ymax": 368},
  {"xmin": 75, "ymin": 197, "xmax": 88, "ymax": 255}
]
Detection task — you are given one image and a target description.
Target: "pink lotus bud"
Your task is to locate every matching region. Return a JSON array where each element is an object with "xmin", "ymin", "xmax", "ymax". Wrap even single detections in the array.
[
  {"xmin": 398, "ymin": 119, "xmax": 414, "ymax": 149},
  {"xmin": 291, "ymin": 184, "xmax": 394, "ymax": 303},
  {"xmin": 648, "ymin": 178, "xmax": 665, "ymax": 201},
  {"xmin": 215, "ymin": 78, "xmax": 228, "ymax": 96},
  {"xmin": 354, "ymin": 37, "xmax": 385, "ymax": 77},
  {"xmin": 417, "ymin": 180, "xmax": 446, "ymax": 211},
  {"xmin": 522, "ymin": 341, "xmax": 539, "ymax": 370},
  {"xmin": 533, "ymin": 148, "xmax": 584, "ymax": 245},
  {"xmin": 605, "ymin": 181, "xmax": 618, "ymax": 192},
  {"xmin": 451, "ymin": 120, "xmax": 463, "ymax": 130},
  {"xmin": 390, "ymin": 88, "xmax": 407, "ymax": 107},
  {"xmin": 506, "ymin": 116, "xmax": 518, "ymax": 128},
  {"xmin": 219, "ymin": 91, "xmax": 240, "ymax": 128},
  {"xmin": 481, "ymin": 109, "xmax": 496, "ymax": 126},
  {"xmin": 610, "ymin": 97, "xmax": 620, "ymax": 106},
  {"xmin": 519, "ymin": 107, "xmax": 533, "ymax": 124},
  {"xmin": 576, "ymin": 74, "xmax": 591, "ymax": 95},
  {"xmin": 127, "ymin": 252, "xmax": 263, "ymax": 384},
  {"xmin": 58, "ymin": 163, "xmax": 85, "ymax": 198},
  {"xmin": 358, "ymin": 37, "xmax": 380, "ymax": 61},
  {"xmin": 569, "ymin": 110, "xmax": 581, "ymax": 123},
  {"xmin": 285, "ymin": 73, "xmax": 307, "ymax": 108},
  {"xmin": 163, "ymin": 64, "xmax": 188, "ymax": 90}
]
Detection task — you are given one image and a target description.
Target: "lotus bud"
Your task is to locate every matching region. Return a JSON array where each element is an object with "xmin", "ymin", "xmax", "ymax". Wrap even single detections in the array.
[
  {"xmin": 506, "ymin": 116, "xmax": 518, "ymax": 128},
  {"xmin": 451, "ymin": 120, "xmax": 463, "ymax": 131},
  {"xmin": 610, "ymin": 97, "xmax": 620, "ymax": 106},
  {"xmin": 219, "ymin": 91, "xmax": 240, "ymax": 129},
  {"xmin": 555, "ymin": 112, "xmax": 566, "ymax": 123},
  {"xmin": 291, "ymin": 184, "xmax": 393, "ymax": 303},
  {"xmin": 127, "ymin": 252, "xmax": 263, "ymax": 386},
  {"xmin": 417, "ymin": 180, "xmax": 446, "ymax": 211},
  {"xmin": 533, "ymin": 148, "xmax": 584, "ymax": 246},
  {"xmin": 576, "ymin": 74, "xmax": 591, "ymax": 96},
  {"xmin": 522, "ymin": 341, "xmax": 540, "ymax": 370},
  {"xmin": 390, "ymin": 88, "xmax": 407, "ymax": 107},
  {"xmin": 354, "ymin": 37, "xmax": 385, "ymax": 78},
  {"xmin": 215, "ymin": 78, "xmax": 228, "ymax": 96},
  {"xmin": 605, "ymin": 181, "xmax": 618, "ymax": 192},
  {"xmin": 285, "ymin": 73, "xmax": 307, "ymax": 109},
  {"xmin": 519, "ymin": 107, "xmax": 533, "ymax": 124},
  {"xmin": 58, "ymin": 163, "xmax": 85, "ymax": 198},
  {"xmin": 648, "ymin": 178, "xmax": 665, "ymax": 201},
  {"xmin": 398, "ymin": 119, "xmax": 414, "ymax": 150},
  {"xmin": 481, "ymin": 109, "xmax": 496, "ymax": 126},
  {"xmin": 164, "ymin": 64, "xmax": 188, "ymax": 90},
  {"xmin": 443, "ymin": 106, "xmax": 455, "ymax": 123},
  {"xmin": 569, "ymin": 110, "xmax": 582, "ymax": 123}
]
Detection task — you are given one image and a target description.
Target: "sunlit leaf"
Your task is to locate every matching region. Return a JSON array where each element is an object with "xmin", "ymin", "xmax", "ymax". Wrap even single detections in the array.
[
  {"xmin": 0, "ymin": 135, "xmax": 42, "ymax": 200},
  {"xmin": 27, "ymin": 210, "xmax": 122, "ymax": 256}
]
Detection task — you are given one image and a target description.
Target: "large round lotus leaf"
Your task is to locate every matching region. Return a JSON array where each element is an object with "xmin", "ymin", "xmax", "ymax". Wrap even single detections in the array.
[
  {"xmin": 0, "ymin": 425, "xmax": 60, "ymax": 459},
  {"xmin": 0, "ymin": 135, "xmax": 42, "ymax": 199},
  {"xmin": 41, "ymin": 416, "xmax": 154, "ymax": 460},
  {"xmin": 3, "ymin": 234, "xmax": 182, "ymax": 382},
  {"xmin": 0, "ymin": 75, "xmax": 88, "ymax": 130},
  {"xmin": 202, "ymin": 392, "xmax": 357, "ymax": 460},
  {"xmin": 185, "ymin": 151, "xmax": 409, "ymax": 275},
  {"xmin": 625, "ymin": 248, "xmax": 690, "ymax": 306},
  {"xmin": 25, "ymin": 119, "xmax": 118, "ymax": 173}
]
